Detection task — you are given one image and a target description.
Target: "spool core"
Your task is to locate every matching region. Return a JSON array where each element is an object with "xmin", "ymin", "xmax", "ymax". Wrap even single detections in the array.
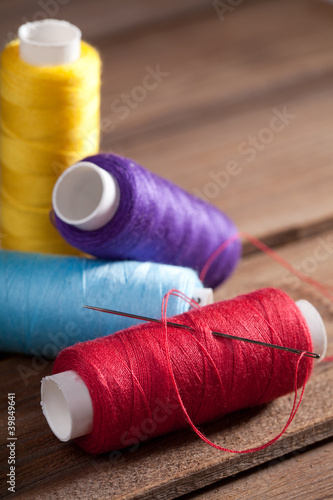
[
  {"xmin": 53, "ymin": 162, "xmax": 121, "ymax": 231},
  {"xmin": 41, "ymin": 370, "xmax": 93, "ymax": 441},
  {"xmin": 18, "ymin": 19, "xmax": 81, "ymax": 66},
  {"xmin": 296, "ymin": 300, "xmax": 327, "ymax": 360},
  {"xmin": 193, "ymin": 288, "xmax": 214, "ymax": 306},
  {"xmin": 41, "ymin": 299, "xmax": 327, "ymax": 442}
]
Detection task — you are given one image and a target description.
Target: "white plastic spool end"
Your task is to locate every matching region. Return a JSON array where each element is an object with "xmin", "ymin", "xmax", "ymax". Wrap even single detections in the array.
[
  {"xmin": 296, "ymin": 299, "xmax": 327, "ymax": 361},
  {"xmin": 41, "ymin": 371, "xmax": 93, "ymax": 441},
  {"xmin": 52, "ymin": 161, "xmax": 121, "ymax": 231},
  {"xmin": 192, "ymin": 288, "xmax": 214, "ymax": 306},
  {"xmin": 18, "ymin": 19, "xmax": 81, "ymax": 66}
]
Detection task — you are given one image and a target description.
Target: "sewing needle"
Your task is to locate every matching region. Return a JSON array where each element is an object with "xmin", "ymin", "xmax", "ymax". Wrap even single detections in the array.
[{"xmin": 83, "ymin": 305, "xmax": 320, "ymax": 359}]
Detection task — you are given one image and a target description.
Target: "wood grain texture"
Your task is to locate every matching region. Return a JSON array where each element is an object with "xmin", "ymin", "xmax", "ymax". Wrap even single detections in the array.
[
  {"xmin": 0, "ymin": 0, "xmax": 213, "ymax": 47},
  {"xmin": 120, "ymin": 84, "xmax": 333, "ymax": 246},
  {"xmin": 0, "ymin": 231, "xmax": 332, "ymax": 499},
  {"xmin": 185, "ymin": 439, "xmax": 333, "ymax": 499},
  {"xmin": 98, "ymin": 0, "xmax": 333, "ymax": 142}
]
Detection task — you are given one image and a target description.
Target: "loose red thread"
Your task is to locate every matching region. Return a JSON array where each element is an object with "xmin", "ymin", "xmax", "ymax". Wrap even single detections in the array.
[
  {"xmin": 201, "ymin": 231, "xmax": 333, "ymax": 303},
  {"xmin": 201, "ymin": 231, "xmax": 333, "ymax": 363},
  {"xmin": 161, "ymin": 289, "xmax": 310, "ymax": 454}
]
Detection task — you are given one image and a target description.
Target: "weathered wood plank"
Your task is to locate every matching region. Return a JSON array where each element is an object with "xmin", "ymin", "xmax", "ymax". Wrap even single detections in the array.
[
  {"xmin": 0, "ymin": 0, "xmax": 213, "ymax": 47},
  {"xmin": 186, "ymin": 439, "xmax": 333, "ymax": 499},
  {"xmin": 1, "ymin": 230, "xmax": 332, "ymax": 499},
  {"xmin": 117, "ymin": 78, "xmax": 333, "ymax": 251},
  {"xmin": 98, "ymin": 0, "xmax": 333, "ymax": 142}
]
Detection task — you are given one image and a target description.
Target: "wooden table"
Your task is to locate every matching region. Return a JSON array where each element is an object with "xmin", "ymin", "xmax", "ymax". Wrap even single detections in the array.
[{"xmin": 0, "ymin": 0, "xmax": 332, "ymax": 498}]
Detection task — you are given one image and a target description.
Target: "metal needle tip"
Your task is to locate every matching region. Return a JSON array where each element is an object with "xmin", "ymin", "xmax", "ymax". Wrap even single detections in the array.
[{"xmin": 83, "ymin": 305, "xmax": 320, "ymax": 359}]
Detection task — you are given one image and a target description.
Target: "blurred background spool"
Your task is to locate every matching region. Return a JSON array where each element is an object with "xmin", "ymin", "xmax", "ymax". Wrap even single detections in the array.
[
  {"xmin": 0, "ymin": 19, "xmax": 101, "ymax": 253},
  {"xmin": 0, "ymin": 250, "xmax": 212, "ymax": 356}
]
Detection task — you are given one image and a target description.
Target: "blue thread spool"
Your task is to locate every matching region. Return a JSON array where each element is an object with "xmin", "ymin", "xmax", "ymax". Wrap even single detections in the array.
[{"xmin": 0, "ymin": 251, "xmax": 210, "ymax": 356}]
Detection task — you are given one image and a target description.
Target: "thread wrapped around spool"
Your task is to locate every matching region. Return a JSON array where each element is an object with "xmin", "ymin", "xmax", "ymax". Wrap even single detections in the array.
[
  {"xmin": 52, "ymin": 153, "xmax": 241, "ymax": 289},
  {"xmin": 0, "ymin": 20, "xmax": 101, "ymax": 253},
  {"xmin": 0, "ymin": 250, "xmax": 209, "ymax": 356},
  {"xmin": 41, "ymin": 288, "xmax": 327, "ymax": 454}
]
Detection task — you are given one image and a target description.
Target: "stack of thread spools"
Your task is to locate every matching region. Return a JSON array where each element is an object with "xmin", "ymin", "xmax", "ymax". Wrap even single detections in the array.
[{"xmin": 0, "ymin": 19, "xmax": 327, "ymax": 455}]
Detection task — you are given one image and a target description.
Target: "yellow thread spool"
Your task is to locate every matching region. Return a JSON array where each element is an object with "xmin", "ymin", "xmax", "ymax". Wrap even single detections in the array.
[{"xmin": 0, "ymin": 20, "xmax": 101, "ymax": 253}]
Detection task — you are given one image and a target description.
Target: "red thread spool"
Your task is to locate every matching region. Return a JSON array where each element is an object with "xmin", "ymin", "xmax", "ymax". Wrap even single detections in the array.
[{"xmin": 41, "ymin": 288, "xmax": 326, "ymax": 454}]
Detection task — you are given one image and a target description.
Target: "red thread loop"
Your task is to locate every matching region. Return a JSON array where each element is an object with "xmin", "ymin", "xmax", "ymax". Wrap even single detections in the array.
[{"xmin": 161, "ymin": 289, "xmax": 311, "ymax": 454}]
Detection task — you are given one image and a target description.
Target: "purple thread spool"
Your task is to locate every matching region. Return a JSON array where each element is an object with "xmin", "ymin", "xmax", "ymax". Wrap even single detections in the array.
[{"xmin": 52, "ymin": 154, "xmax": 241, "ymax": 289}]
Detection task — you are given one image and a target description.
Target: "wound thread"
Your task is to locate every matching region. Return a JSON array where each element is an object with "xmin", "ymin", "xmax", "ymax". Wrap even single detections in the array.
[
  {"xmin": 53, "ymin": 153, "xmax": 241, "ymax": 288},
  {"xmin": 0, "ymin": 31, "xmax": 101, "ymax": 253},
  {"xmin": 53, "ymin": 288, "xmax": 313, "ymax": 454},
  {"xmin": 0, "ymin": 250, "xmax": 203, "ymax": 356}
]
